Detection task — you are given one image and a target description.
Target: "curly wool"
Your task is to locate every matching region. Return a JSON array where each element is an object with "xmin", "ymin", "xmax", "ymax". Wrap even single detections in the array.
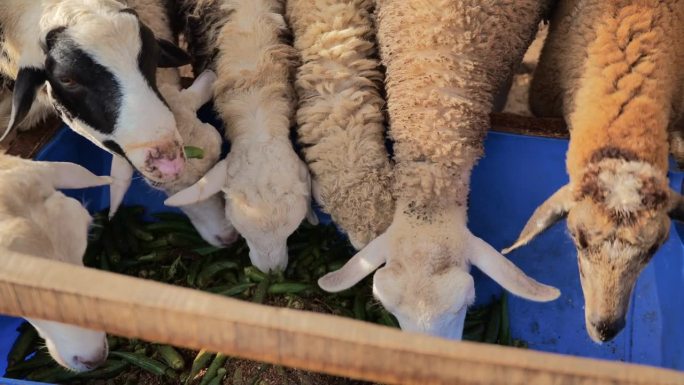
[
  {"xmin": 171, "ymin": 0, "xmax": 312, "ymax": 271},
  {"xmin": 376, "ymin": 0, "xmax": 549, "ymax": 211},
  {"xmin": 286, "ymin": 0, "xmax": 394, "ymax": 249},
  {"xmin": 174, "ymin": 0, "xmax": 299, "ymax": 139},
  {"xmin": 532, "ymin": 0, "xmax": 683, "ymax": 178}
]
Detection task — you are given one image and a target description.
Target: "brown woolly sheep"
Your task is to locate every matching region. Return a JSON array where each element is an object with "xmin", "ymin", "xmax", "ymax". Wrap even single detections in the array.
[{"xmin": 506, "ymin": 0, "xmax": 684, "ymax": 342}]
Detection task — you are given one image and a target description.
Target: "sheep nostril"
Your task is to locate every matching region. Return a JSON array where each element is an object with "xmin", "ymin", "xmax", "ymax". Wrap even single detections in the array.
[
  {"xmin": 590, "ymin": 318, "xmax": 625, "ymax": 342},
  {"xmin": 73, "ymin": 346, "xmax": 108, "ymax": 371},
  {"xmin": 216, "ymin": 232, "xmax": 239, "ymax": 246}
]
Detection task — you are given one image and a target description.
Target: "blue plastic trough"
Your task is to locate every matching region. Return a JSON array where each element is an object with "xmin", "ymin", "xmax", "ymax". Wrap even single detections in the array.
[{"xmin": 1, "ymin": 113, "xmax": 683, "ymax": 383}]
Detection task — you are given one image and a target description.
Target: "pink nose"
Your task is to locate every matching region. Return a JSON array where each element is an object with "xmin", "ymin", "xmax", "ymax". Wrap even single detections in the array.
[
  {"xmin": 151, "ymin": 156, "xmax": 185, "ymax": 177},
  {"xmin": 145, "ymin": 142, "xmax": 185, "ymax": 180}
]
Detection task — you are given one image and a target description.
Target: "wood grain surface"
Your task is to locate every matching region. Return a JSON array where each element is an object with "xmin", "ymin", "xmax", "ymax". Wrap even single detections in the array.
[{"xmin": 0, "ymin": 251, "xmax": 682, "ymax": 385}]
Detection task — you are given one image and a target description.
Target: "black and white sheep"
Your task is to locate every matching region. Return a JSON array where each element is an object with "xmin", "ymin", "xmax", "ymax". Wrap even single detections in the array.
[{"xmin": 0, "ymin": 0, "xmax": 191, "ymax": 184}]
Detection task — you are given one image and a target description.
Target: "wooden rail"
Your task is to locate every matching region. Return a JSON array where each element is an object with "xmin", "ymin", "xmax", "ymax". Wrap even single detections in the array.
[{"xmin": 1, "ymin": 250, "xmax": 683, "ymax": 385}]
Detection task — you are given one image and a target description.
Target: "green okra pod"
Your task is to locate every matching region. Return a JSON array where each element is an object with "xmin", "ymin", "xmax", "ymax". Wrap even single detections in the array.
[
  {"xmin": 267, "ymin": 282, "xmax": 311, "ymax": 295},
  {"xmin": 110, "ymin": 351, "xmax": 174, "ymax": 377},
  {"xmin": 185, "ymin": 349, "xmax": 213, "ymax": 385},
  {"xmin": 484, "ymin": 300, "xmax": 502, "ymax": 344},
  {"xmin": 197, "ymin": 260, "xmax": 239, "ymax": 287},
  {"xmin": 252, "ymin": 276, "xmax": 270, "ymax": 304},
  {"xmin": 157, "ymin": 345, "xmax": 185, "ymax": 370},
  {"xmin": 216, "ymin": 282, "xmax": 256, "ymax": 297},
  {"xmin": 199, "ymin": 353, "xmax": 227, "ymax": 385},
  {"xmin": 244, "ymin": 266, "xmax": 268, "ymax": 283}
]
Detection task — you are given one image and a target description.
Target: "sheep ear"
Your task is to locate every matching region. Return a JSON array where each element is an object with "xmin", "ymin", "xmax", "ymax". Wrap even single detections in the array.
[
  {"xmin": 469, "ymin": 234, "xmax": 560, "ymax": 302},
  {"xmin": 668, "ymin": 190, "xmax": 684, "ymax": 221},
  {"xmin": 502, "ymin": 184, "xmax": 574, "ymax": 254},
  {"xmin": 306, "ymin": 206, "xmax": 319, "ymax": 226},
  {"xmin": 109, "ymin": 156, "xmax": 135, "ymax": 219},
  {"xmin": 318, "ymin": 232, "xmax": 389, "ymax": 292},
  {"xmin": 165, "ymin": 158, "xmax": 228, "ymax": 206},
  {"xmin": 157, "ymin": 39, "xmax": 192, "ymax": 68},
  {"xmin": 305, "ymin": 171, "xmax": 319, "ymax": 225},
  {"xmin": 183, "ymin": 70, "xmax": 217, "ymax": 110},
  {"xmin": 45, "ymin": 162, "xmax": 112, "ymax": 190},
  {"xmin": 1, "ymin": 67, "xmax": 46, "ymax": 142}
]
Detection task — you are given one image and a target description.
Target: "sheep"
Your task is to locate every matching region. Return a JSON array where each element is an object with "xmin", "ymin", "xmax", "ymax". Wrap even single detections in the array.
[
  {"xmin": 165, "ymin": 0, "xmax": 316, "ymax": 273},
  {"xmin": 315, "ymin": 0, "xmax": 560, "ymax": 340},
  {"xmin": 0, "ymin": 0, "xmax": 192, "ymax": 185},
  {"xmin": 109, "ymin": 70, "xmax": 238, "ymax": 246},
  {"xmin": 284, "ymin": 0, "xmax": 395, "ymax": 250},
  {"xmin": 505, "ymin": 0, "xmax": 684, "ymax": 343},
  {"xmin": 0, "ymin": 154, "xmax": 111, "ymax": 372}
]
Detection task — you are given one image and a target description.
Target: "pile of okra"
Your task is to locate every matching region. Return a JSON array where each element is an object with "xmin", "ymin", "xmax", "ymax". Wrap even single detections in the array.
[{"xmin": 4, "ymin": 206, "xmax": 524, "ymax": 384}]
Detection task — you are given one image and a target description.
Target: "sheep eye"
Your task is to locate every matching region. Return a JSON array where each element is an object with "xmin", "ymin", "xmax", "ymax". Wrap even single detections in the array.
[{"xmin": 58, "ymin": 77, "xmax": 78, "ymax": 87}]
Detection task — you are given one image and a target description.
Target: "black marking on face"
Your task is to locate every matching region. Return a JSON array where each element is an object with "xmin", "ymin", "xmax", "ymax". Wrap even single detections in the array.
[
  {"xmin": 590, "ymin": 146, "xmax": 640, "ymax": 164},
  {"xmin": 44, "ymin": 26, "xmax": 67, "ymax": 53},
  {"xmin": 136, "ymin": 23, "xmax": 168, "ymax": 106},
  {"xmin": 44, "ymin": 28, "xmax": 121, "ymax": 135},
  {"xmin": 639, "ymin": 176, "xmax": 669, "ymax": 210},
  {"xmin": 118, "ymin": 9, "xmax": 165, "ymax": 102},
  {"xmin": 104, "ymin": 140, "xmax": 135, "ymax": 169},
  {"xmin": 8, "ymin": 68, "xmax": 47, "ymax": 135},
  {"xmin": 575, "ymin": 227, "xmax": 589, "ymax": 249},
  {"xmin": 103, "ymin": 140, "xmax": 126, "ymax": 157}
]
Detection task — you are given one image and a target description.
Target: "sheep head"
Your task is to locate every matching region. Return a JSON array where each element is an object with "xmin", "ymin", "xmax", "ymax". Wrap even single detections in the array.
[
  {"xmin": 27, "ymin": 320, "xmax": 108, "ymax": 372},
  {"xmin": 165, "ymin": 137, "xmax": 317, "ymax": 273},
  {"xmin": 318, "ymin": 202, "xmax": 560, "ymax": 339},
  {"xmin": 2, "ymin": 2, "xmax": 192, "ymax": 184},
  {"xmin": 109, "ymin": 70, "xmax": 238, "ymax": 247},
  {"xmin": 0, "ymin": 156, "xmax": 111, "ymax": 371},
  {"xmin": 504, "ymin": 155, "xmax": 683, "ymax": 342}
]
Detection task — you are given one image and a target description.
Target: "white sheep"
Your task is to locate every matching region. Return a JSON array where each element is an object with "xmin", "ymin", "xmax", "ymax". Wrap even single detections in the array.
[
  {"xmin": 317, "ymin": 0, "xmax": 560, "ymax": 339},
  {"xmin": 0, "ymin": 154, "xmax": 111, "ymax": 372},
  {"xmin": 285, "ymin": 0, "xmax": 395, "ymax": 250},
  {"xmin": 0, "ymin": 0, "xmax": 191, "ymax": 185},
  {"xmin": 165, "ymin": 0, "xmax": 316, "ymax": 273},
  {"xmin": 505, "ymin": 0, "xmax": 684, "ymax": 342},
  {"xmin": 109, "ymin": 70, "xmax": 238, "ymax": 246}
]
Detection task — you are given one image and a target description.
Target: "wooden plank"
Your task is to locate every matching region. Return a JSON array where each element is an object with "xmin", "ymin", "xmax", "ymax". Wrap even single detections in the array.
[
  {"xmin": 1, "ymin": 115, "xmax": 62, "ymax": 159},
  {"xmin": 490, "ymin": 112, "xmax": 569, "ymax": 139},
  {"xmin": 0, "ymin": 251, "xmax": 682, "ymax": 385}
]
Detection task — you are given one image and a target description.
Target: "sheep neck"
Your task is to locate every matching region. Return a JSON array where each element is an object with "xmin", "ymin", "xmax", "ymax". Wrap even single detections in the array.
[
  {"xmin": 376, "ymin": 0, "xmax": 546, "ymax": 215},
  {"xmin": 566, "ymin": 1, "xmax": 680, "ymax": 181}
]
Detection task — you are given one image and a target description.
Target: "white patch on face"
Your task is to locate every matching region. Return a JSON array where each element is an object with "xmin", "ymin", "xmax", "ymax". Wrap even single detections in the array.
[
  {"xmin": 28, "ymin": 319, "xmax": 108, "ymax": 372},
  {"xmin": 373, "ymin": 258, "xmax": 476, "ymax": 340},
  {"xmin": 222, "ymin": 137, "xmax": 311, "ymax": 272},
  {"xmin": 592, "ymin": 159, "xmax": 662, "ymax": 212}
]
